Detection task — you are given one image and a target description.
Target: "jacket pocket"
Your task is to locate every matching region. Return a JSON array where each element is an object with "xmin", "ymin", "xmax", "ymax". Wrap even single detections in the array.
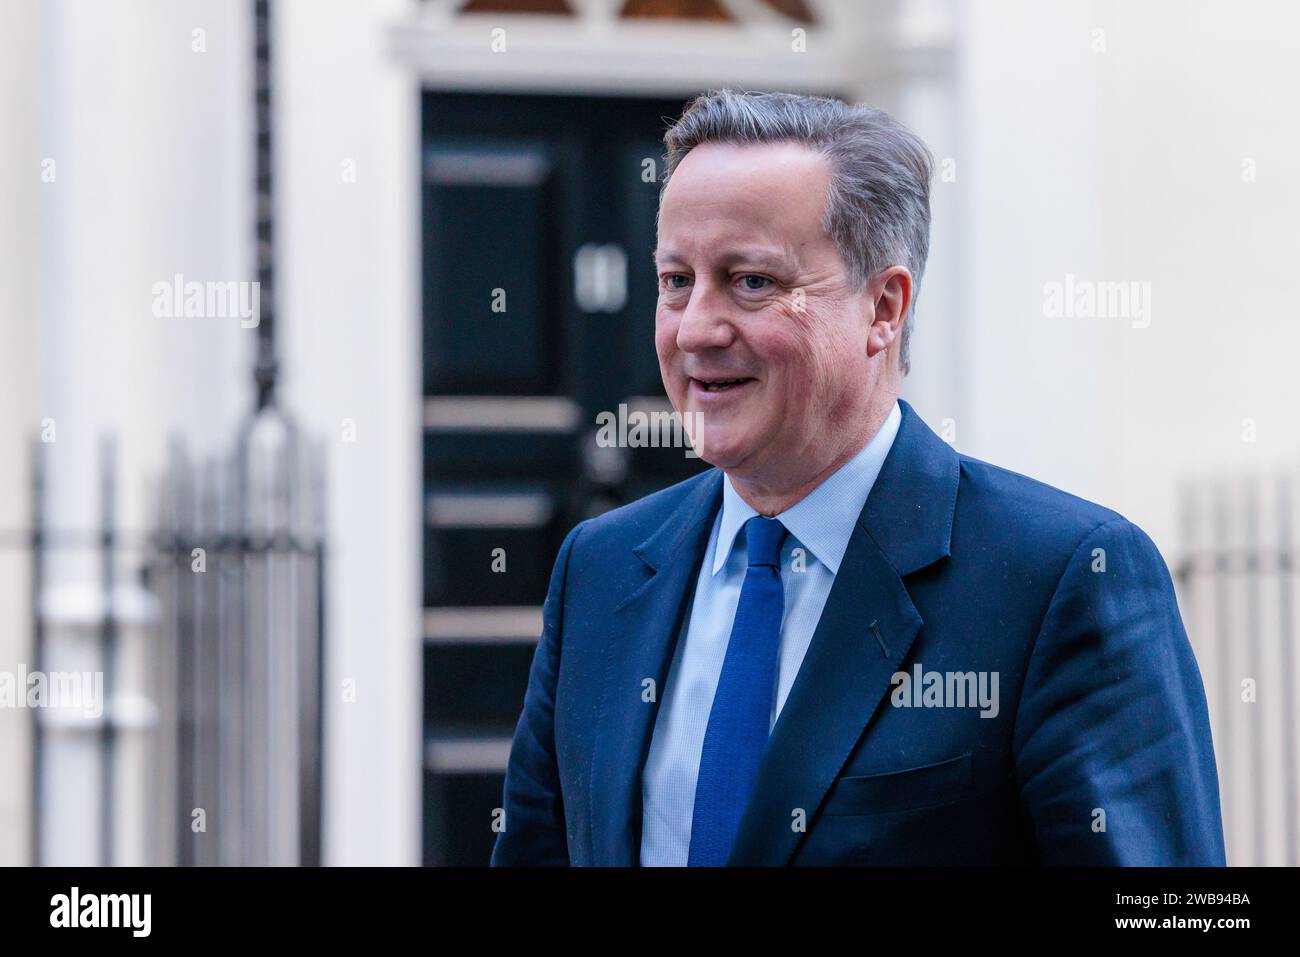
[{"xmin": 819, "ymin": 752, "xmax": 975, "ymax": 817}]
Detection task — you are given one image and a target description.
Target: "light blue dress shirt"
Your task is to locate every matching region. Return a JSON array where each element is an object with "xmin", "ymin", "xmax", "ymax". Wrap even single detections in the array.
[{"xmin": 639, "ymin": 400, "xmax": 903, "ymax": 865}]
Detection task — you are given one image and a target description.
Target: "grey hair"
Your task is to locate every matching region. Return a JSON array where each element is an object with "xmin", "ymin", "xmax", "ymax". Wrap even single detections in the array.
[{"xmin": 660, "ymin": 89, "xmax": 934, "ymax": 376}]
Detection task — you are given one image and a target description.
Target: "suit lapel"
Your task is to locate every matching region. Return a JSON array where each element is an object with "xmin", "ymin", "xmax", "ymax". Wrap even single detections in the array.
[
  {"xmin": 588, "ymin": 470, "xmax": 723, "ymax": 866},
  {"xmin": 728, "ymin": 399, "xmax": 960, "ymax": 865}
]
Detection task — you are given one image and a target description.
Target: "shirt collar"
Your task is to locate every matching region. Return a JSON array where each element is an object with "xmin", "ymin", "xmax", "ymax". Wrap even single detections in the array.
[{"xmin": 712, "ymin": 400, "xmax": 902, "ymax": 576}]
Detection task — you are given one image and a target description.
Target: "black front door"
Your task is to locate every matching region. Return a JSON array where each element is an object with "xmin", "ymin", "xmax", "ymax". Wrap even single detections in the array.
[{"xmin": 420, "ymin": 90, "xmax": 708, "ymax": 866}]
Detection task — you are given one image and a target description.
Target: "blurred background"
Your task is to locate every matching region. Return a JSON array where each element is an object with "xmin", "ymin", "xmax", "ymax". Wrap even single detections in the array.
[{"xmin": 0, "ymin": 0, "xmax": 1296, "ymax": 867}]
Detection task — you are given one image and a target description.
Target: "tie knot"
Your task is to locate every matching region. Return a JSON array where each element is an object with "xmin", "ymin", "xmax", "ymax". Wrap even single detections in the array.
[{"xmin": 744, "ymin": 515, "xmax": 787, "ymax": 569}]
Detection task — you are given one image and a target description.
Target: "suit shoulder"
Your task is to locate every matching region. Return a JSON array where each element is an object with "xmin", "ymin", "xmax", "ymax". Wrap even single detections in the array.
[
  {"xmin": 954, "ymin": 452, "xmax": 1128, "ymax": 553},
  {"xmin": 573, "ymin": 468, "xmax": 719, "ymax": 549}
]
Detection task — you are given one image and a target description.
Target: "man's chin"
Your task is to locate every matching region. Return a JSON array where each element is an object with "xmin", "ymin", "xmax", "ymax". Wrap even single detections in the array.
[{"xmin": 689, "ymin": 431, "xmax": 753, "ymax": 471}]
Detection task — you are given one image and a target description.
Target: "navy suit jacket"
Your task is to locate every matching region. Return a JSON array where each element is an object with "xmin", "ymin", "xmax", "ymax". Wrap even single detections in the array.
[{"xmin": 491, "ymin": 399, "xmax": 1226, "ymax": 865}]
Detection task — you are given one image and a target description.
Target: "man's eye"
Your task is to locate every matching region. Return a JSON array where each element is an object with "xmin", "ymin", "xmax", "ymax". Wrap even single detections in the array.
[
  {"xmin": 739, "ymin": 275, "xmax": 771, "ymax": 291},
  {"xmin": 661, "ymin": 274, "xmax": 691, "ymax": 290}
]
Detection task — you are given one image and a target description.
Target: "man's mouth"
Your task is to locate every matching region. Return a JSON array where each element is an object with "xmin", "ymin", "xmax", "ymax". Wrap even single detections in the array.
[{"xmin": 691, "ymin": 376, "xmax": 756, "ymax": 393}]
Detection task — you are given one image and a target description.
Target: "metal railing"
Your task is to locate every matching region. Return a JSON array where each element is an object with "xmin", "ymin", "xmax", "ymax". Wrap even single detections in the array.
[
  {"xmin": 1176, "ymin": 471, "xmax": 1299, "ymax": 866},
  {"xmin": 146, "ymin": 410, "xmax": 326, "ymax": 866},
  {"xmin": 22, "ymin": 412, "xmax": 326, "ymax": 866}
]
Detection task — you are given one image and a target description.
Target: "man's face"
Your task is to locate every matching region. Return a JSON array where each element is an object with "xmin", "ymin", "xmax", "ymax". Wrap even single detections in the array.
[{"xmin": 654, "ymin": 140, "xmax": 877, "ymax": 478}]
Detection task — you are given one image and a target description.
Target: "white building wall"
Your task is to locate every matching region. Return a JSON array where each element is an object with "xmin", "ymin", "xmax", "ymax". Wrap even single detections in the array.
[
  {"xmin": 0, "ymin": 0, "xmax": 42, "ymax": 869},
  {"xmin": 1090, "ymin": 0, "xmax": 1300, "ymax": 543},
  {"xmin": 952, "ymin": 0, "xmax": 1106, "ymax": 503},
  {"xmin": 1, "ymin": 0, "xmax": 253, "ymax": 864},
  {"xmin": 276, "ymin": 0, "xmax": 421, "ymax": 866}
]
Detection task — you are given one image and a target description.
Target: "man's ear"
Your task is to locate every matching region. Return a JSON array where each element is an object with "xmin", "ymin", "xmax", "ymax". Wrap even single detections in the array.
[{"xmin": 865, "ymin": 266, "xmax": 913, "ymax": 360}]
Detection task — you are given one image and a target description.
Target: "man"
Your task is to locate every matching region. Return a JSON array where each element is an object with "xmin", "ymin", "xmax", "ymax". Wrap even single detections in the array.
[{"xmin": 491, "ymin": 90, "xmax": 1225, "ymax": 866}]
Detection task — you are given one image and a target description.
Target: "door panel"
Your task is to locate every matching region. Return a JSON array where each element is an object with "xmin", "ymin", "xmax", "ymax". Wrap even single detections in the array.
[{"xmin": 424, "ymin": 142, "xmax": 564, "ymax": 395}]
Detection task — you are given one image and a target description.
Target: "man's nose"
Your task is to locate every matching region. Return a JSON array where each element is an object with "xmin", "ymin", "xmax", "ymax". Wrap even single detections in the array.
[{"xmin": 675, "ymin": 281, "xmax": 735, "ymax": 353}]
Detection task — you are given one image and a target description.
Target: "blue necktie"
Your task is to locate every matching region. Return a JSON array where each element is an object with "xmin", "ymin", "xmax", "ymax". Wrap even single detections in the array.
[{"xmin": 688, "ymin": 514, "xmax": 789, "ymax": 866}]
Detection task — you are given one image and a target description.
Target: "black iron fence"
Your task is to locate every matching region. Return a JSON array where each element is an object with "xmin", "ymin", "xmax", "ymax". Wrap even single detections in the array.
[{"xmin": 18, "ymin": 409, "xmax": 326, "ymax": 866}]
